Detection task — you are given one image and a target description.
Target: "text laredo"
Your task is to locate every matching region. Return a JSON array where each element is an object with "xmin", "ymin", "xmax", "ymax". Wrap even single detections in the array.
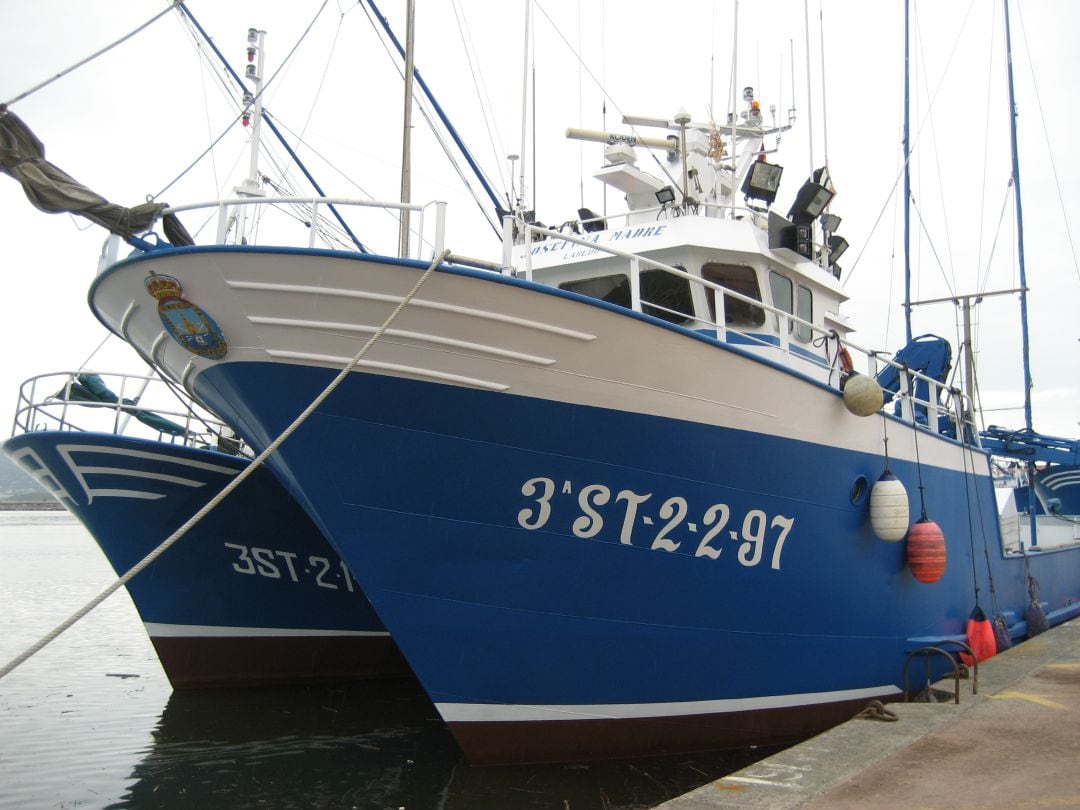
[{"xmin": 516, "ymin": 477, "xmax": 794, "ymax": 569}]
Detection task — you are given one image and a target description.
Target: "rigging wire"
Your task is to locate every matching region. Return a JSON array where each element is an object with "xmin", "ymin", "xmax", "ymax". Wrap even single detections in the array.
[
  {"xmin": 258, "ymin": 143, "xmax": 364, "ymax": 250},
  {"xmin": 272, "ymin": 7, "xmax": 346, "ymax": 185},
  {"xmin": 906, "ymin": 196, "xmax": 957, "ymax": 298},
  {"xmin": 974, "ymin": 1, "xmax": 1000, "ymax": 296},
  {"xmin": 270, "ymin": 118, "xmax": 379, "ymax": 201},
  {"xmin": 844, "ymin": 0, "xmax": 978, "ymax": 286},
  {"xmin": 357, "ymin": 0, "xmax": 504, "ymax": 227},
  {"xmin": 354, "ymin": 3, "xmax": 501, "ymax": 239},
  {"xmin": 530, "ymin": 1, "xmax": 684, "ymax": 197},
  {"xmin": 803, "ymin": 0, "xmax": 814, "ymax": 174},
  {"xmin": 817, "ymin": 0, "xmax": 829, "ymax": 177},
  {"xmin": 450, "ymin": 0, "xmax": 511, "ymax": 196},
  {"xmin": 913, "ymin": 5, "xmax": 963, "ymax": 297},
  {"xmin": 977, "ymin": 183, "xmax": 1015, "ymax": 295},
  {"xmin": 1016, "ymin": 2, "xmax": 1080, "ymax": 284},
  {"xmin": 577, "ymin": 0, "xmax": 584, "ymax": 210},
  {"xmin": 77, "ymin": 333, "xmax": 114, "ymax": 372},
  {"xmin": 175, "ymin": 11, "xmax": 249, "ymax": 110},
  {"xmin": 2, "ymin": 1, "xmax": 183, "ymax": 108},
  {"xmin": 885, "ymin": 122, "xmax": 904, "ymax": 347},
  {"xmin": 152, "ymin": 114, "xmax": 242, "ymax": 201},
  {"xmin": 256, "ymin": 0, "xmax": 333, "ymax": 101}
]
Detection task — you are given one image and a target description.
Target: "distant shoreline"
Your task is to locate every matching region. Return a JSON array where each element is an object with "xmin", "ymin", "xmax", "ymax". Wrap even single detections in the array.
[{"xmin": 0, "ymin": 501, "xmax": 64, "ymax": 511}]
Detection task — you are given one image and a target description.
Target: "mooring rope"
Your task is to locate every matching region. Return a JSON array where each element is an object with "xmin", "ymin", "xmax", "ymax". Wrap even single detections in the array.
[{"xmin": 0, "ymin": 248, "xmax": 450, "ymax": 681}]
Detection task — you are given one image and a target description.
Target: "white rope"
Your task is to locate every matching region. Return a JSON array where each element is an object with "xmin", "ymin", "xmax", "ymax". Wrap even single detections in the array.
[{"xmin": 0, "ymin": 248, "xmax": 451, "ymax": 681}]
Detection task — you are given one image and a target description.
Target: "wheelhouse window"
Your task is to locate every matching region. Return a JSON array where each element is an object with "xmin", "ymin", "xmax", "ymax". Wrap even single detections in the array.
[
  {"xmin": 702, "ymin": 263, "xmax": 765, "ymax": 327},
  {"xmin": 559, "ymin": 274, "xmax": 630, "ymax": 307},
  {"xmin": 559, "ymin": 269, "xmax": 693, "ymax": 326},
  {"xmin": 641, "ymin": 269, "xmax": 694, "ymax": 325},
  {"xmin": 796, "ymin": 284, "xmax": 813, "ymax": 342},
  {"xmin": 769, "ymin": 271, "xmax": 794, "ymax": 333}
]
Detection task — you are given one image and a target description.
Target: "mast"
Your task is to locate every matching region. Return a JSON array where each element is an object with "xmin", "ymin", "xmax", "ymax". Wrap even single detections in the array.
[
  {"xmin": 1003, "ymin": 0, "xmax": 1038, "ymax": 547},
  {"xmin": 398, "ymin": 0, "xmax": 415, "ymax": 258},
  {"xmin": 1003, "ymin": 0, "xmax": 1033, "ymax": 433},
  {"xmin": 903, "ymin": 0, "xmax": 913, "ymax": 342},
  {"xmin": 363, "ymin": 0, "xmax": 503, "ymax": 213},
  {"xmin": 242, "ymin": 28, "xmax": 266, "ymax": 195},
  {"xmin": 234, "ymin": 28, "xmax": 267, "ymax": 245}
]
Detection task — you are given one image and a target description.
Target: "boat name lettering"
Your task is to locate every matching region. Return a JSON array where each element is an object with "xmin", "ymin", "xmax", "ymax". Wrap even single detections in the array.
[
  {"xmin": 529, "ymin": 225, "xmax": 667, "ymax": 255},
  {"xmin": 516, "ymin": 477, "xmax": 794, "ymax": 569},
  {"xmin": 223, "ymin": 542, "xmax": 358, "ymax": 593}
]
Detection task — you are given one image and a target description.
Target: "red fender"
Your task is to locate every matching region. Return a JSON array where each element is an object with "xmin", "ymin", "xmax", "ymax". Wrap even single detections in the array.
[{"xmin": 960, "ymin": 606, "xmax": 997, "ymax": 666}]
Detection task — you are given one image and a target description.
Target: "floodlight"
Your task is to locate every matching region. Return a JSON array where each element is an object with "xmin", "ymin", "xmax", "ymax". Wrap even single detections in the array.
[
  {"xmin": 821, "ymin": 213, "xmax": 842, "ymax": 233},
  {"xmin": 741, "ymin": 160, "xmax": 784, "ymax": 205},
  {"xmin": 829, "ymin": 234, "xmax": 849, "ymax": 262},
  {"xmin": 655, "ymin": 186, "xmax": 677, "ymax": 205},
  {"xmin": 788, "ymin": 180, "xmax": 834, "ymax": 221}
]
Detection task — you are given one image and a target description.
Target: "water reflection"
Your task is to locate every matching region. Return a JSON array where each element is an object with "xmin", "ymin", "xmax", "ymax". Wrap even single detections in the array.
[
  {"xmin": 111, "ymin": 680, "xmax": 451, "ymax": 809},
  {"xmin": 111, "ymin": 680, "xmax": 775, "ymax": 809},
  {"xmin": 2, "ymin": 514, "xmax": 774, "ymax": 810}
]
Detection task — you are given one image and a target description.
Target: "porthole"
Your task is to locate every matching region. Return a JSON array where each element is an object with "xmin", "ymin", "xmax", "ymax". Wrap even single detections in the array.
[{"xmin": 850, "ymin": 475, "xmax": 869, "ymax": 505}]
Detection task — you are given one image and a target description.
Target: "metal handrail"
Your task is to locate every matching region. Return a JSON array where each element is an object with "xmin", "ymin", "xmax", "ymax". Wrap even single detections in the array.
[
  {"xmin": 513, "ymin": 218, "xmax": 973, "ymax": 441},
  {"xmin": 98, "ymin": 196, "xmax": 448, "ymax": 271},
  {"xmin": 9, "ymin": 371, "xmax": 245, "ymax": 455}
]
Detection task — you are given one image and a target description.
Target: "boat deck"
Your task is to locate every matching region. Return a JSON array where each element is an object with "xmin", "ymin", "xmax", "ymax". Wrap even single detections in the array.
[{"xmin": 659, "ymin": 616, "xmax": 1080, "ymax": 808}]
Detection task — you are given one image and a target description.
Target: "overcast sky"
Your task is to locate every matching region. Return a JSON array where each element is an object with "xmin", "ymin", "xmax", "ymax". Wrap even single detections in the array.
[{"xmin": 1, "ymin": 0, "xmax": 1077, "ymax": 441}]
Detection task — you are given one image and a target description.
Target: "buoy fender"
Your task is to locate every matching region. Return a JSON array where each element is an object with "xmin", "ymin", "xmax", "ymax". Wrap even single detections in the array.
[
  {"xmin": 907, "ymin": 518, "xmax": 946, "ymax": 583},
  {"xmin": 870, "ymin": 471, "xmax": 909, "ymax": 541}
]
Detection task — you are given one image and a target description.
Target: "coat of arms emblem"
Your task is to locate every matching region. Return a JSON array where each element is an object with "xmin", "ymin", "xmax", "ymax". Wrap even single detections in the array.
[{"xmin": 144, "ymin": 272, "xmax": 228, "ymax": 360}]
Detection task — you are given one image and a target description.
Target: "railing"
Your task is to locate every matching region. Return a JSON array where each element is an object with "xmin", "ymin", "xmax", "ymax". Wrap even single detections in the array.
[
  {"xmin": 510, "ymin": 216, "xmax": 978, "ymax": 444},
  {"xmin": 98, "ymin": 196, "xmax": 448, "ymax": 272},
  {"xmin": 10, "ymin": 371, "xmax": 246, "ymax": 456}
]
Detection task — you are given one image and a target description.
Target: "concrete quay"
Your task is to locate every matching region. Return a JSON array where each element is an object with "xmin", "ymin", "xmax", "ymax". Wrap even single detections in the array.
[{"xmin": 658, "ymin": 617, "xmax": 1080, "ymax": 809}]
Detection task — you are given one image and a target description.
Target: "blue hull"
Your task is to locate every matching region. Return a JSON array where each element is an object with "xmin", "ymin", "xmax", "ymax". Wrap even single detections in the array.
[
  {"xmin": 3, "ymin": 431, "xmax": 410, "ymax": 688},
  {"xmin": 195, "ymin": 361, "xmax": 1080, "ymax": 762}
]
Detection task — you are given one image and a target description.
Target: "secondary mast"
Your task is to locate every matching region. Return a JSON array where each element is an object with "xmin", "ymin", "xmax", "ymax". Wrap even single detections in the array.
[{"xmin": 398, "ymin": 0, "xmax": 416, "ymax": 257}]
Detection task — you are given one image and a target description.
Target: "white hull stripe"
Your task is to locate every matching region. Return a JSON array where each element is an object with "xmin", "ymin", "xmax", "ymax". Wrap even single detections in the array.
[
  {"xmin": 1043, "ymin": 471, "xmax": 1080, "ymax": 489},
  {"xmin": 225, "ymin": 279, "xmax": 597, "ymax": 341},
  {"xmin": 435, "ymin": 685, "xmax": 898, "ymax": 723},
  {"xmin": 75, "ymin": 466, "xmax": 207, "ymax": 488},
  {"xmin": 266, "ymin": 350, "xmax": 510, "ymax": 391},
  {"xmin": 57, "ymin": 444, "xmax": 239, "ymax": 475},
  {"xmin": 143, "ymin": 623, "xmax": 390, "ymax": 639},
  {"xmin": 88, "ymin": 489, "xmax": 165, "ymax": 500},
  {"xmin": 249, "ymin": 317, "xmax": 557, "ymax": 366}
]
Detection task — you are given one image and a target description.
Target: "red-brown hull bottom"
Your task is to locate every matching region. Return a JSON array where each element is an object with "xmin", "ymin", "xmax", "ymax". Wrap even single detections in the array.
[
  {"xmin": 447, "ymin": 694, "xmax": 897, "ymax": 766},
  {"xmin": 150, "ymin": 634, "xmax": 413, "ymax": 689}
]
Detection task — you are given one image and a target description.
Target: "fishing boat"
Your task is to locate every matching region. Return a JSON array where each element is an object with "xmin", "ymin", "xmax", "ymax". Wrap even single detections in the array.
[
  {"xmin": 85, "ymin": 100, "xmax": 1080, "ymax": 760},
  {"xmin": 6, "ymin": 0, "xmax": 1078, "ymax": 765},
  {"xmin": 3, "ymin": 370, "xmax": 409, "ymax": 688},
  {"xmin": 985, "ymin": 427, "xmax": 1080, "ymax": 552}
]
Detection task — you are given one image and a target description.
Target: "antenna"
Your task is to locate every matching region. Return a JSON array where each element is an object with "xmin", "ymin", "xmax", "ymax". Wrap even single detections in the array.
[{"xmin": 517, "ymin": 0, "xmax": 531, "ymax": 213}]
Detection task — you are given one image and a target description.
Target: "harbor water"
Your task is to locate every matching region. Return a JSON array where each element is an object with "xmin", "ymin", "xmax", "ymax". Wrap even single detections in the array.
[{"xmin": 0, "ymin": 511, "xmax": 774, "ymax": 809}]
